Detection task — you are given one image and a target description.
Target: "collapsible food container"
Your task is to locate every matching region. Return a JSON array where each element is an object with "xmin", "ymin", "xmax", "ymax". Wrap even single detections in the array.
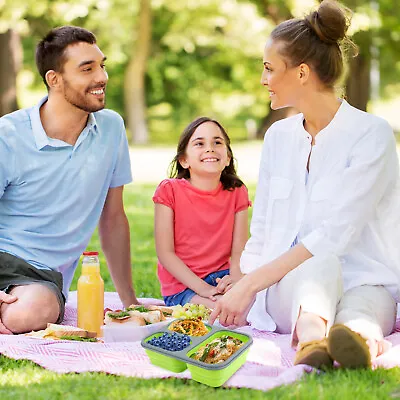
[{"xmin": 141, "ymin": 320, "xmax": 253, "ymax": 387}]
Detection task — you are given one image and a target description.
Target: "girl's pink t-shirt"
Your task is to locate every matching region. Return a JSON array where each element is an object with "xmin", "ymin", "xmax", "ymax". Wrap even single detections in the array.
[{"xmin": 153, "ymin": 178, "xmax": 251, "ymax": 296}]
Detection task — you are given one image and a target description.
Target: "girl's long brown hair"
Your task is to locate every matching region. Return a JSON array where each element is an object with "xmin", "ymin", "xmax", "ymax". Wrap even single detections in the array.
[{"xmin": 169, "ymin": 117, "xmax": 244, "ymax": 191}]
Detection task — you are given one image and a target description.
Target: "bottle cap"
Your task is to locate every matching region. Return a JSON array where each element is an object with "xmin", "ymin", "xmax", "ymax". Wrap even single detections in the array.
[{"xmin": 83, "ymin": 251, "xmax": 99, "ymax": 256}]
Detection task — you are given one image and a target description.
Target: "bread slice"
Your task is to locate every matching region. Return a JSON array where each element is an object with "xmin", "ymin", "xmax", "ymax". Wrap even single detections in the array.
[
  {"xmin": 141, "ymin": 310, "xmax": 163, "ymax": 324},
  {"xmin": 26, "ymin": 324, "xmax": 97, "ymax": 339}
]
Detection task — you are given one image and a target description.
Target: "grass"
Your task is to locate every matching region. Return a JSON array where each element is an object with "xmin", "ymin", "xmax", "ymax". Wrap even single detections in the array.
[{"xmin": 1, "ymin": 183, "xmax": 400, "ymax": 399}]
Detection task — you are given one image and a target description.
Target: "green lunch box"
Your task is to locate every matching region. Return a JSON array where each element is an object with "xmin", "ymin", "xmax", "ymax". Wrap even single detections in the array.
[{"xmin": 141, "ymin": 321, "xmax": 253, "ymax": 387}]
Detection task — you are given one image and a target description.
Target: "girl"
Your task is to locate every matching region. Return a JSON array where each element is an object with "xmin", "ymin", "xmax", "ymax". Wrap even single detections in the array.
[
  {"xmin": 153, "ymin": 117, "xmax": 251, "ymax": 308},
  {"xmin": 209, "ymin": 0, "xmax": 400, "ymax": 369}
]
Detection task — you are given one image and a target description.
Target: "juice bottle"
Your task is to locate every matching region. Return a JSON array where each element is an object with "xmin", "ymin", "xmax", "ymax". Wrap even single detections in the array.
[{"xmin": 77, "ymin": 251, "xmax": 104, "ymax": 336}]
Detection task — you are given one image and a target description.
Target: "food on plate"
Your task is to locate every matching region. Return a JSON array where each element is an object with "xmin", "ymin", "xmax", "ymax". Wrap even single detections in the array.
[
  {"xmin": 104, "ymin": 304, "xmax": 175, "ymax": 326},
  {"xmin": 168, "ymin": 318, "xmax": 209, "ymax": 336},
  {"xmin": 190, "ymin": 335, "xmax": 243, "ymax": 364},
  {"xmin": 147, "ymin": 332, "xmax": 191, "ymax": 351},
  {"xmin": 172, "ymin": 303, "xmax": 211, "ymax": 321},
  {"xmin": 26, "ymin": 323, "xmax": 98, "ymax": 341}
]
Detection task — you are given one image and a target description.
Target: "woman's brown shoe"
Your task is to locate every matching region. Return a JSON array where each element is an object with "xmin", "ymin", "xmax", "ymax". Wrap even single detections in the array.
[
  {"xmin": 294, "ymin": 339, "xmax": 333, "ymax": 369},
  {"xmin": 327, "ymin": 324, "xmax": 371, "ymax": 369}
]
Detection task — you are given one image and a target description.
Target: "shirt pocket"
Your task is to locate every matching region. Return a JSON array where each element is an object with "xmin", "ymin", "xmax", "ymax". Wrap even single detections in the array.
[
  {"xmin": 265, "ymin": 177, "xmax": 293, "ymax": 242},
  {"xmin": 309, "ymin": 176, "xmax": 342, "ymax": 216}
]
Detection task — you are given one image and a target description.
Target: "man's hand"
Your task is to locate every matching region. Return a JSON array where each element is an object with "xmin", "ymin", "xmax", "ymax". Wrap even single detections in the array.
[{"xmin": 0, "ymin": 291, "xmax": 17, "ymax": 334}]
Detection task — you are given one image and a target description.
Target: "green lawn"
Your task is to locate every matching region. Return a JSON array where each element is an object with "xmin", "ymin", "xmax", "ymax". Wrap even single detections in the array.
[{"xmin": 1, "ymin": 183, "xmax": 400, "ymax": 399}]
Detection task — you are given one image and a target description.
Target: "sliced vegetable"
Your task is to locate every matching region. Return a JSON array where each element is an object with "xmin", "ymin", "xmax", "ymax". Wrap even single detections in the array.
[
  {"xmin": 60, "ymin": 335, "xmax": 98, "ymax": 342},
  {"xmin": 107, "ymin": 310, "xmax": 131, "ymax": 319},
  {"xmin": 127, "ymin": 306, "xmax": 150, "ymax": 313}
]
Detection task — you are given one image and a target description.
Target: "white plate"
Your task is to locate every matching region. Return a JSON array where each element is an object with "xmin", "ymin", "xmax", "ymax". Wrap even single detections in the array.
[{"xmin": 102, "ymin": 318, "xmax": 174, "ymax": 342}]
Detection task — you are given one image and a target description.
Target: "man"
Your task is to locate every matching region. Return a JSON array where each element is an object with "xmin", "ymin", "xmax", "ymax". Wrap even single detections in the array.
[{"xmin": 0, "ymin": 26, "xmax": 139, "ymax": 335}]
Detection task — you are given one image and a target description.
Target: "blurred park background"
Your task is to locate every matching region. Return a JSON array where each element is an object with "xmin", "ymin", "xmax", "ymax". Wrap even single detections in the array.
[{"xmin": 0, "ymin": 0, "xmax": 399, "ymax": 147}]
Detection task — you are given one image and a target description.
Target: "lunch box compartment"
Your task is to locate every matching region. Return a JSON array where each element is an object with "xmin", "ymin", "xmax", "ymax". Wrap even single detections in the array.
[
  {"xmin": 185, "ymin": 330, "xmax": 252, "ymax": 387},
  {"xmin": 167, "ymin": 320, "xmax": 212, "ymax": 336}
]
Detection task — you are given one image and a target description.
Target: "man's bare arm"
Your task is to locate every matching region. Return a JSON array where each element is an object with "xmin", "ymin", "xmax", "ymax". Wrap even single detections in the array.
[{"xmin": 98, "ymin": 186, "xmax": 139, "ymax": 307}]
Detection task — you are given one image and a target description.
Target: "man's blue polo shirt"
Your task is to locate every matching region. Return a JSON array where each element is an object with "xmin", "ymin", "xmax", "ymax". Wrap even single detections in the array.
[{"xmin": 0, "ymin": 97, "xmax": 132, "ymax": 296}]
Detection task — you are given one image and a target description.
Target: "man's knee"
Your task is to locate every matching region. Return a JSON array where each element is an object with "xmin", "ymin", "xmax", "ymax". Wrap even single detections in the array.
[{"xmin": 2, "ymin": 284, "xmax": 60, "ymax": 333}]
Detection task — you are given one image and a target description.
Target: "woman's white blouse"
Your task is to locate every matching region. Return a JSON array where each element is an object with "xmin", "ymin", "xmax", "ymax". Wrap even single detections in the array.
[{"xmin": 241, "ymin": 100, "xmax": 400, "ymax": 331}]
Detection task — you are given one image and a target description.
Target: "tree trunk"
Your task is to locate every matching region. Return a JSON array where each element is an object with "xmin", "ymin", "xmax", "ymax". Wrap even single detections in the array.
[
  {"xmin": 345, "ymin": 54, "xmax": 370, "ymax": 111},
  {"xmin": 256, "ymin": 107, "xmax": 298, "ymax": 138},
  {"xmin": 345, "ymin": 31, "xmax": 371, "ymax": 111},
  {"xmin": 124, "ymin": 0, "xmax": 152, "ymax": 144},
  {"xmin": 0, "ymin": 30, "xmax": 21, "ymax": 117}
]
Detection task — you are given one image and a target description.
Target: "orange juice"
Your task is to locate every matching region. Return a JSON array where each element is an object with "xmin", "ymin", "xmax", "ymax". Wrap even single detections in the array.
[{"xmin": 77, "ymin": 251, "xmax": 104, "ymax": 336}]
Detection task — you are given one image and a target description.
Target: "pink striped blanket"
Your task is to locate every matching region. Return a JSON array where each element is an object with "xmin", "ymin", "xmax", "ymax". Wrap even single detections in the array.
[{"xmin": 0, "ymin": 292, "xmax": 399, "ymax": 392}]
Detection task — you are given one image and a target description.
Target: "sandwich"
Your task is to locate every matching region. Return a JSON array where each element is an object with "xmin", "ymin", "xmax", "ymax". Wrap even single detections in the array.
[
  {"xmin": 26, "ymin": 323, "xmax": 98, "ymax": 341},
  {"xmin": 104, "ymin": 310, "xmax": 147, "ymax": 326},
  {"xmin": 146, "ymin": 305, "xmax": 175, "ymax": 317},
  {"xmin": 104, "ymin": 305, "xmax": 176, "ymax": 327}
]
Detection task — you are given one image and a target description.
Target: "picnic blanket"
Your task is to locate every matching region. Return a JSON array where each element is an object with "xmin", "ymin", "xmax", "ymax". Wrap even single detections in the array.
[{"xmin": 0, "ymin": 292, "xmax": 399, "ymax": 392}]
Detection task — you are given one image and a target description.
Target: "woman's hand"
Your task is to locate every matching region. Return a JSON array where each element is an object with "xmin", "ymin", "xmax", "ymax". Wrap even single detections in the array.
[{"xmin": 209, "ymin": 278, "xmax": 255, "ymax": 327}]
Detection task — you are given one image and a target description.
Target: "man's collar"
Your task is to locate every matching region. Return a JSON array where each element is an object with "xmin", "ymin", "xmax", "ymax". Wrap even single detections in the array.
[{"xmin": 29, "ymin": 96, "xmax": 98, "ymax": 150}]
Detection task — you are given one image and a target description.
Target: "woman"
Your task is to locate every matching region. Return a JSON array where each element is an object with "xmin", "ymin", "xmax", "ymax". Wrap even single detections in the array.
[{"xmin": 209, "ymin": 0, "xmax": 400, "ymax": 369}]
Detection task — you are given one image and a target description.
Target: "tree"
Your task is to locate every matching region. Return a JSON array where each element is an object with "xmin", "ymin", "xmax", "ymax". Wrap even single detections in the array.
[
  {"xmin": 345, "ymin": 30, "xmax": 371, "ymax": 111},
  {"xmin": 124, "ymin": 0, "xmax": 152, "ymax": 144},
  {"xmin": 0, "ymin": 29, "xmax": 21, "ymax": 116},
  {"xmin": 342, "ymin": 1, "xmax": 374, "ymax": 111},
  {"xmin": 0, "ymin": 0, "xmax": 97, "ymax": 115},
  {"xmin": 343, "ymin": 0, "xmax": 400, "ymax": 111},
  {"xmin": 144, "ymin": 0, "xmax": 271, "ymax": 141},
  {"xmin": 2, "ymin": 0, "xmax": 398, "ymax": 142}
]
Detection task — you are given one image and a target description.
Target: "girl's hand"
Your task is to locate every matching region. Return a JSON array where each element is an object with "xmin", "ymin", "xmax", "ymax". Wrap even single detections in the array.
[
  {"xmin": 197, "ymin": 283, "xmax": 220, "ymax": 301},
  {"xmin": 209, "ymin": 279, "xmax": 255, "ymax": 327},
  {"xmin": 216, "ymin": 272, "xmax": 244, "ymax": 294},
  {"xmin": 215, "ymin": 275, "xmax": 233, "ymax": 294}
]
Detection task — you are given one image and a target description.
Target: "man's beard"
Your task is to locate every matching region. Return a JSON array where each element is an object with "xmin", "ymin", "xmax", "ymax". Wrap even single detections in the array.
[{"xmin": 63, "ymin": 79, "xmax": 106, "ymax": 113}]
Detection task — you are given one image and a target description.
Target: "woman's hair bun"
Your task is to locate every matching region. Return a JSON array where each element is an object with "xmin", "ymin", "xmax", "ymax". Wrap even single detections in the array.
[{"xmin": 305, "ymin": 0, "xmax": 351, "ymax": 44}]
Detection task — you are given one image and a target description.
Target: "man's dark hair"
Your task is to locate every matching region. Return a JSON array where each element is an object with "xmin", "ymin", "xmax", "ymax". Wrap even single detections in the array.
[{"xmin": 36, "ymin": 26, "xmax": 97, "ymax": 89}]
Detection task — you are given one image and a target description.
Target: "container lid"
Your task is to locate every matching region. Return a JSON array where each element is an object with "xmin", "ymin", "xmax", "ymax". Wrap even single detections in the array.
[{"xmin": 83, "ymin": 251, "xmax": 99, "ymax": 256}]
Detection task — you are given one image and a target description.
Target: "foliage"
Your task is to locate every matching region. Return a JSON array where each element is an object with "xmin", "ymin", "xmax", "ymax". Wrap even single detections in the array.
[{"xmin": 1, "ymin": 0, "xmax": 400, "ymax": 141}]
